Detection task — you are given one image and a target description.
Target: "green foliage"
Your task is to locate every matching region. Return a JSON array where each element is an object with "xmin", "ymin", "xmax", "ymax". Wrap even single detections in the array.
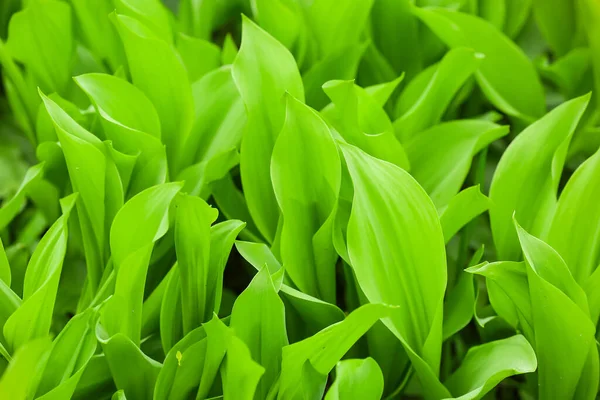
[{"xmin": 0, "ymin": 1, "xmax": 599, "ymax": 399}]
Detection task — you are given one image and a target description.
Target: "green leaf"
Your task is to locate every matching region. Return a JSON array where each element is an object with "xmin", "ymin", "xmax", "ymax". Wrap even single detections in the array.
[
  {"xmin": 340, "ymin": 142, "xmax": 449, "ymax": 398},
  {"xmin": 175, "ymin": 194, "xmax": 218, "ymax": 333},
  {"xmin": 141, "ymin": 266, "xmax": 173, "ymax": 338},
  {"xmin": 279, "ymin": 284, "xmax": 346, "ymax": 344},
  {"xmin": 230, "ymin": 266, "xmax": 287, "ymax": 398},
  {"xmin": 96, "ymin": 327, "xmax": 161, "ymax": 400},
  {"xmin": 221, "ymin": 34, "xmax": 238, "ymax": 65},
  {"xmin": 0, "ymin": 262, "xmax": 22, "ymax": 342},
  {"xmin": 546, "ymin": 147, "xmax": 600, "ymax": 284},
  {"xmin": 0, "ymin": 130, "xmax": 28, "ymax": 198},
  {"xmin": 478, "ymin": 0, "xmax": 506, "ymax": 31},
  {"xmin": 178, "ymin": 0, "xmax": 216, "ymax": 41},
  {"xmin": 584, "ymin": 265, "xmax": 600, "ymax": 323},
  {"xmin": 322, "ymin": 79, "xmax": 409, "ymax": 170},
  {"xmin": 36, "ymin": 308, "xmax": 98, "ymax": 399},
  {"xmin": 198, "ymin": 316, "xmax": 232, "ymax": 399},
  {"xmin": 363, "ymin": 318, "xmax": 408, "ymax": 399},
  {"xmin": 278, "ymin": 303, "xmax": 391, "ymax": 399},
  {"xmin": 0, "ymin": 337, "xmax": 51, "ymax": 399},
  {"xmin": 164, "ymin": 210, "xmax": 244, "ymax": 352},
  {"xmin": 221, "ymin": 334, "xmax": 265, "ymax": 400},
  {"xmin": 579, "ymin": 0, "xmax": 600, "ymax": 120},
  {"xmin": 212, "ymin": 174, "xmax": 263, "ymax": 243},
  {"xmin": 235, "ymin": 240, "xmax": 345, "ymax": 342},
  {"xmin": 114, "ymin": 0, "xmax": 173, "ymax": 42},
  {"xmin": 393, "ymin": 48, "xmax": 483, "ymax": 141},
  {"xmin": 176, "ymin": 34, "xmax": 221, "ymax": 82},
  {"xmin": 407, "ymin": 120, "xmax": 506, "ymax": 208},
  {"xmin": 307, "ymin": 0, "xmax": 374, "ymax": 59},
  {"xmin": 75, "ymin": 73, "xmax": 160, "ymax": 138},
  {"xmin": 439, "ymin": 186, "xmax": 490, "ymax": 243},
  {"xmin": 0, "ymin": 239, "xmax": 9, "ymax": 287},
  {"xmin": 27, "ymin": 177, "xmax": 60, "ymax": 225},
  {"xmin": 516, "ymin": 221, "xmax": 589, "ymax": 312},
  {"xmin": 69, "ymin": 0, "xmax": 125, "ymax": 71},
  {"xmin": 295, "ymin": 360, "xmax": 327, "ymax": 400},
  {"xmin": 178, "ymin": 147, "xmax": 240, "ymax": 198},
  {"xmin": 102, "ymin": 182, "xmax": 182, "ymax": 344},
  {"xmin": 159, "ymin": 264, "xmax": 183, "ymax": 354},
  {"xmin": 74, "ymin": 73, "xmax": 167, "ymax": 196},
  {"xmin": 35, "ymin": 92, "xmax": 89, "ymax": 144},
  {"xmin": 113, "ymin": 390, "xmax": 127, "ymax": 400},
  {"xmin": 6, "ymin": 0, "xmax": 72, "ymax": 93},
  {"xmin": 359, "ymin": 36, "xmax": 398, "ymax": 88},
  {"xmin": 470, "ymin": 221, "xmax": 599, "ymax": 399},
  {"xmin": 235, "ymin": 241, "xmax": 281, "ymax": 275},
  {"xmin": 415, "ymin": 7, "xmax": 545, "ymax": 122},
  {"xmin": 113, "ymin": 13, "xmax": 194, "ymax": 172},
  {"xmin": 0, "ymin": 162, "xmax": 44, "ymax": 232},
  {"xmin": 158, "ymin": 315, "xmax": 227, "ymax": 400},
  {"xmin": 4, "ymin": 194, "xmax": 76, "ymax": 352},
  {"xmin": 324, "ymin": 358, "xmax": 384, "ymax": 400},
  {"xmin": 489, "ymin": 94, "xmax": 590, "ymax": 260},
  {"xmin": 154, "ymin": 322, "xmax": 204, "ymax": 399},
  {"xmin": 73, "ymin": 354, "xmax": 114, "ymax": 399},
  {"xmin": 467, "ymin": 260, "xmax": 533, "ymax": 336},
  {"xmin": 532, "ymin": 0, "xmax": 579, "ymax": 56},
  {"xmin": 181, "ymin": 65, "xmax": 246, "ymax": 169},
  {"xmin": 207, "ymin": 219, "xmax": 247, "ymax": 317},
  {"xmin": 35, "ymin": 141, "xmax": 67, "ymax": 192},
  {"xmin": 154, "ymin": 317, "xmax": 229, "ymax": 400},
  {"xmin": 168, "ymin": 338, "xmax": 207, "ymax": 399},
  {"xmin": 442, "ymin": 246, "xmax": 483, "ymax": 340},
  {"xmin": 443, "ymin": 335, "xmax": 537, "ymax": 400},
  {"xmin": 370, "ymin": 0, "xmax": 422, "ymax": 78},
  {"xmin": 504, "ymin": 0, "xmax": 532, "ymax": 38},
  {"xmin": 105, "ymin": 142, "xmax": 138, "ymax": 197},
  {"xmin": 271, "ymin": 95, "xmax": 340, "ymax": 302},
  {"xmin": 303, "ymin": 43, "xmax": 367, "ymax": 109},
  {"xmin": 0, "ymin": 64, "xmax": 37, "ymax": 143},
  {"xmin": 41, "ymin": 92, "xmax": 123, "ymax": 296},
  {"xmin": 364, "ymin": 74, "xmax": 405, "ymax": 108},
  {"xmin": 232, "ymin": 15, "xmax": 304, "ymax": 243},
  {"xmin": 538, "ymin": 48, "xmax": 592, "ymax": 99},
  {"xmin": 514, "ymin": 221, "xmax": 599, "ymax": 399},
  {"xmin": 250, "ymin": 0, "xmax": 301, "ymax": 50}
]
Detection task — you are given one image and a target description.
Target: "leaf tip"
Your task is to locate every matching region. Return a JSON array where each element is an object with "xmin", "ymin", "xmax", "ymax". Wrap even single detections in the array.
[{"xmin": 465, "ymin": 261, "xmax": 489, "ymax": 274}]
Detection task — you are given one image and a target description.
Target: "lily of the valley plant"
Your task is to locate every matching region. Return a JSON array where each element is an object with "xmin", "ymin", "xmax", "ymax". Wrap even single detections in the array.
[{"xmin": 0, "ymin": 0, "xmax": 599, "ymax": 399}]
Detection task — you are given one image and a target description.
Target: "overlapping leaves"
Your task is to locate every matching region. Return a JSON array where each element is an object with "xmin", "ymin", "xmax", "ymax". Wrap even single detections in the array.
[{"xmin": 0, "ymin": 1, "xmax": 599, "ymax": 399}]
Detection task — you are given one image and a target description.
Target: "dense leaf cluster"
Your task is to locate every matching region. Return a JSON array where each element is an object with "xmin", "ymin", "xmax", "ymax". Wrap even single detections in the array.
[{"xmin": 0, "ymin": 0, "xmax": 599, "ymax": 399}]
